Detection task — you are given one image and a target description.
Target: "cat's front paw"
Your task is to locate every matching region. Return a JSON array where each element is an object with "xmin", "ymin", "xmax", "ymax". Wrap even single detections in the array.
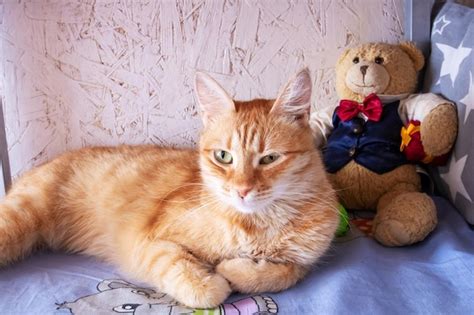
[
  {"xmin": 174, "ymin": 272, "xmax": 231, "ymax": 308},
  {"xmin": 217, "ymin": 258, "xmax": 306, "ymax": 294},
  {"xmin": 216, "ymin": 258, "xmax": 260, "ymax": 293}
]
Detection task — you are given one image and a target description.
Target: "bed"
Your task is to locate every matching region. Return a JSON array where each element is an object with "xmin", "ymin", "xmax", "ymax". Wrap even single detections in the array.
[
  {"xmin": 0, "ymin": 197, "xmax": 472, "ymax": 314},
  {"xmin": 1, "ymin": 1, "xmax": 473, "ymax": 314}
]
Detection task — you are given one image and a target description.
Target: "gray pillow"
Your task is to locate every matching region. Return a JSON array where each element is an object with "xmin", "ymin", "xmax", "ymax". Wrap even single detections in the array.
[{"xmin": 423, "ymin": 2, "xmax": 474, "ymax": 224}]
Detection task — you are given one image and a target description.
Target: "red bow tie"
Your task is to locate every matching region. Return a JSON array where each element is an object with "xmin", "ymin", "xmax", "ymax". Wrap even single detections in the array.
[{"xmin": 336, "ymin": 93, "xmax": 383, "ymax": 122}]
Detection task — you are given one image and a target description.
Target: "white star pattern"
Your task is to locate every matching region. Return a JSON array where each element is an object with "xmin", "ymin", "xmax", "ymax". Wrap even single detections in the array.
[
  {"xmin": 435, "ymin": 41, "xmax": 472, "ymax": 86},
  {"xmin": 459, "ymin": 71, "xmax": 474, "ymax": 124},
  {"xmin": 432, "ymin": 15, "xmax": 451, "ymax": 35},
  {"xmin": 441, "ymin": 155, "xmax": 472, "ymax": 202}
]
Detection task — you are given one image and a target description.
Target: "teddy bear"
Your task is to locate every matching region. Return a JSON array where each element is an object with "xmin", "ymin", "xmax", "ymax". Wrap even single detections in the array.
[{"xmin": 311, "ymin": 42, "xmax": 458, "ymax": 246}]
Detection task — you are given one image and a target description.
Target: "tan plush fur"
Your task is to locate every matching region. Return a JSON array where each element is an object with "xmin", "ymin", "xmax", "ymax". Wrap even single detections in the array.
[
  {"xmin": 328, "ymin": 42, "xmax": 458, "ymax": 246},
  {"xmin": 336, "ymin": 43, "xmax": 420, "ymax": 102},
  {"xmin": 0, "ymin": 69, "xmax": 338, "ymax": 307},
  {"xmin": 420, "ymin": 104, "xmax": 458, "ymax": 157}
]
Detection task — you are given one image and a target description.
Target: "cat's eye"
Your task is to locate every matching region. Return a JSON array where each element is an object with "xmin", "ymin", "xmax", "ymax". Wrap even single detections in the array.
[
  {"xmin": 375, "ymin": 56, "xmax": 384, "ymax": 64},
  {"xmin": 259, "ymin": 153, "xmax": 280, "ymax": 165},
  {"xmin": 352, "ymin": 57, "xmax": 359, "ymax": 64},
  {"xmin": 214, "ymin": 150, "xmax": 233, "ymax": 164}
]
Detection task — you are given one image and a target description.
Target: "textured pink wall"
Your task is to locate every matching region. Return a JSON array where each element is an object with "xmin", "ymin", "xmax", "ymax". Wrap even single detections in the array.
[{"xmin": 0, "ymin": 0, "xmax": 404, "ymax": 177}]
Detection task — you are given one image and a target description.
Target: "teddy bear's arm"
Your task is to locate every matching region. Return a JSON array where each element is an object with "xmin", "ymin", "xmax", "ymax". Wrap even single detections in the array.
[
  {"xmin": 398, "ymin": 93, "xmax": 454, "ymax": 124},
  {"xmin": 310, "ymin": 105, "xmax": 335, "ymax": 148},
  {"xmin": 399, "ymin": 93, "xmax": 458, "ymax": 156},
  {"xmin": 420, "ymin": 104, "xmax": 457, "ymax": 156}
]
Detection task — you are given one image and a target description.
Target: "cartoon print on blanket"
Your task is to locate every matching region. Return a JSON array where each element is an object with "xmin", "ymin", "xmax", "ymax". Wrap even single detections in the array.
[{"xmin": 57, "ymin": 279, "xmax": 278, "ymax": 315}]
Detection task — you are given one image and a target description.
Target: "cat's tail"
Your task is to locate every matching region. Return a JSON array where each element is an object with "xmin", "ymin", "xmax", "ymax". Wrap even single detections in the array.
[{"xmin": 0, "ymin": 171, "xmax": 53, "ymax": 266}]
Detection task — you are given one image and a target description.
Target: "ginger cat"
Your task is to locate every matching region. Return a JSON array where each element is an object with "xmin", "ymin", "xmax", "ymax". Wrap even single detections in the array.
[{"xmin": 0, "ymin": 69, "xmax": 338, "ymax": 308}]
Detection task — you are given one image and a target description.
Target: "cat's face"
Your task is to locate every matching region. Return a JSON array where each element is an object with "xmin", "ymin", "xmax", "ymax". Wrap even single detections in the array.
[{"xmin": 195, "ymin": 69, "xmax": 316, "ymax": 214}]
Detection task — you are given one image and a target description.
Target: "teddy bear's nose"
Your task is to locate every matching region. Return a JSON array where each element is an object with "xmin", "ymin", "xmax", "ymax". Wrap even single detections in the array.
[{"xmin": 360, "ymin": 65, "xmax": 369, "ymax": 75}]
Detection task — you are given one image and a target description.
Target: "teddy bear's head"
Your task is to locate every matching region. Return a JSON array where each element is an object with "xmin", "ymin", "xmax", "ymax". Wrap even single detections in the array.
[{"xmin": 336, "ymin": 42, "xmax": 425, "ymax": 101}]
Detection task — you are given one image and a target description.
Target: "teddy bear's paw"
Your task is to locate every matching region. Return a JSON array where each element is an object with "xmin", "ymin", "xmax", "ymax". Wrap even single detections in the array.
[
  {"xmin": 421, "ymin": 104, "xmax": 457, "ymax": 157},
  {"xmin": 374, "ymin": 192, "xmax": 437, "ymax": 247},
  {"xmin": 373, "ymin": 219, "xmax": 412, "ymax": 246}
]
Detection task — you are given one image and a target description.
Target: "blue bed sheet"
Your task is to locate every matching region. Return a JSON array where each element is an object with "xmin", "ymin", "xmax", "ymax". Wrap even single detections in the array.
[{"xmin": 0, "ymin": 197, "xmax": 473, "ymax": 314}]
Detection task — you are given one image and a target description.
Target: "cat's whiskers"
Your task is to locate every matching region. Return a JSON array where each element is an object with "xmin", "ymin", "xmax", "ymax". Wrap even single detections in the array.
[
  {"xmin": 151, "ymin": 197, "xmax": 222, "ymax": 237},
  {"xmin": 154, "ymin": 182, "xmax": 208, "ymax": 202},
  {"xmin": 271, "ymin": 185, "xmax": 337, "ymax": 203},
  {"xmin": 273, "ymin": 190, "xmax": 346, "ymax": 224},
  {"xmin": 162, "ymin": 193, "xmax": 216, "ymax": 205},
  {"xmin": 264, "ymin": 203, "xmax": 299, "ymax": 226}
]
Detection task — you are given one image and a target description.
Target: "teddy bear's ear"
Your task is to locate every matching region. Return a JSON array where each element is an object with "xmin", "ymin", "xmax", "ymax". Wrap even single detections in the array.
[
  {"xmin": 399, "ymin": 41, "xmax": 425, "ymax": 71},
  {"xmin": 336, "ymin": 48, "xmax": 351, "ymax": 66}
]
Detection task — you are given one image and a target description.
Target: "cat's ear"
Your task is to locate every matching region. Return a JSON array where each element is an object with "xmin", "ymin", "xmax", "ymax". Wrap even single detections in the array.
[
  {"xmin": 271, "ymin": 68, "xmax": 312, "ymax": 121},
  {"xmin": 194, "ymin": 72, "xmax": 235, "ymax": 125}
]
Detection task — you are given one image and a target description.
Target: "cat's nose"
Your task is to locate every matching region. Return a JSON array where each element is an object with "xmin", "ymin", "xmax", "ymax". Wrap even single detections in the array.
[{"xmin": 237, "ymin": 187, "xmax": 253, "ymax": 199}]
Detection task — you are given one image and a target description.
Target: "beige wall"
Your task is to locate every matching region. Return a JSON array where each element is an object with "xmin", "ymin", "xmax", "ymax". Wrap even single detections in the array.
[{"xmin": 0, "ymin": 0, "xmax": 404, "ymax": 177}]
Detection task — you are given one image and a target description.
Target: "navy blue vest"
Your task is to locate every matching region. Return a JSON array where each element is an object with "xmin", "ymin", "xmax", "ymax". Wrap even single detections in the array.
[{"xmin": 323, "ymin": 101, "xmax": 408, "ymax": 174}]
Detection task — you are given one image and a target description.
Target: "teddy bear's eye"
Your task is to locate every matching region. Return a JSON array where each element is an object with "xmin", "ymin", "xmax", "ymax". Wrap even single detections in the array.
[
  {"xmin": 375, "ymin": 57, "xmax": 384, "ymax": 64},
  {"xmin": 352, "ymin": 57, "xmax": 359, "ymax": 64}
]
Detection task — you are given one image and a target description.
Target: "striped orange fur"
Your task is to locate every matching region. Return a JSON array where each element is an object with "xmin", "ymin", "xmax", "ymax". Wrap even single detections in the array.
[{"xmin": 0, "ymin": 69, "xmax": 338, "ymax": 307}]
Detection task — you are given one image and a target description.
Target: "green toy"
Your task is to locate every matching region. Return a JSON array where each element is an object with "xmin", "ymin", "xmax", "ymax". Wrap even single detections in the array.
[{"xmin": 335, "ymin": 204, "xmax": 350, "ymax": 237}]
